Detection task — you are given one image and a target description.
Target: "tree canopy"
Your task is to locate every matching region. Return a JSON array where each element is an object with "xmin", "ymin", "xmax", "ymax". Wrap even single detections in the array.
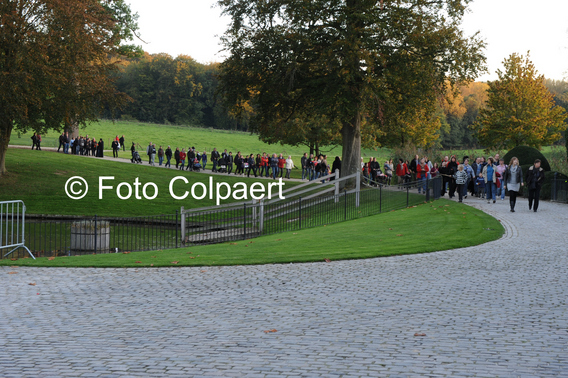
[
  {"xmin": 217, "ymin": 0, "xmax": 486, "ymax": 183},
  {"xmin": 0, "ymin": 0, "xmax": 140, "ymax": 175},
  {"xmin": 474, "ymin": 53, "xmax": 567, "ymax": 150}
]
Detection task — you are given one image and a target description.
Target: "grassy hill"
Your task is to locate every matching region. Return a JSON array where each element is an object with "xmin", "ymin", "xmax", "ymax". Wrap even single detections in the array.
[
  {"xmin": 10, "ymin": 119, "xmax": 391, "ymax": 163},
  {"xmin": 0, "ymin": 148, "xmax": 309, "ymax": 217}
]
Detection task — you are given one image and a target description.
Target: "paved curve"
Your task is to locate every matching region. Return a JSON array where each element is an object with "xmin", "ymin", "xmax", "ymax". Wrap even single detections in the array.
[{"xmin": 1, "ymin": 197, "xmax": 567, "ymax": 377}]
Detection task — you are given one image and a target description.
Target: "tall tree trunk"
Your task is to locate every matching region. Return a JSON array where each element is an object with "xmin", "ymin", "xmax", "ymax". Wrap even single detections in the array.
[
  {"xmin": 340, "ymin": 111, "xmax": 362, "ymax": 189},
  {"xmin": 0, "ymin": 121, "xmax": 13, "ymax": 176}
]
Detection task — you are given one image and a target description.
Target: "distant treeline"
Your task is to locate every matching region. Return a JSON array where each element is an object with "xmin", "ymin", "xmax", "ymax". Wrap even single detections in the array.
[
  {"xmin": 108, "ymin": 52, "xmax": 249, "ymax": 131},
  {"xmin": 108, "ymin": 52, "xmax": 568, "ymax": 149}
]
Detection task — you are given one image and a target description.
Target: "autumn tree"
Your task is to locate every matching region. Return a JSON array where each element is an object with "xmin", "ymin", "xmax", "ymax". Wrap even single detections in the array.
[
  {"xmin": 217, "ymin": 0, "xmax": 486, "ymax": 185},
  {"xmin": 474, "ymin": 53, "xmax": 567, "ymax": 150},
  {"xmin": 0, "ymin": 0, "xmax": 140, "ymax": 175}
]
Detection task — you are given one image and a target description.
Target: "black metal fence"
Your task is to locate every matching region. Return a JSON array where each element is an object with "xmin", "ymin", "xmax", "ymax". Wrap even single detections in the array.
[
  {"xmin": 2, "ymin": 213, "xmax": 178, "ymax": 259},
  {"xmin": 181, "ymin": 176, "xmax": 442, "ymax": 246},
  {"xmin": 2, "ymin": 176, "xmax": 442, "ymax": 259},
  {"xmin": 551, "ymin": 172, "xmax": 568, "ymax": 203}
]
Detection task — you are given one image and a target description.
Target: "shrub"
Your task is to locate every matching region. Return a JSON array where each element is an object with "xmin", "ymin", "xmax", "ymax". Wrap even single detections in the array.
[{"xmin": 503, "ymin": 146, "xmax": 551, "ymax": 171}]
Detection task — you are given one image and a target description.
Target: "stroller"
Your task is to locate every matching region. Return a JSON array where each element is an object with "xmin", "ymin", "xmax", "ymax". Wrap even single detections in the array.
[
  {"xmin": 192, "ymin": 158, "xmax": 202, "ymax": 172},
  {"xmin": 218, "ymin": 157, "xmax": 227, "ymax": 173},
  {"xmin": 131, "ymin": 150, "xmax": 142, "ymax": 164},
  {"xmin": 475, "ymin": 176, "xmax": 486, "ymax": 198}
]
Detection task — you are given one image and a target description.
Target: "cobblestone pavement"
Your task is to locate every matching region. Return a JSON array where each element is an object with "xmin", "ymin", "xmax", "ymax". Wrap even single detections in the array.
[{"xmin": 2, "ymin": 197, "xmax": 567, "ymax": 377}]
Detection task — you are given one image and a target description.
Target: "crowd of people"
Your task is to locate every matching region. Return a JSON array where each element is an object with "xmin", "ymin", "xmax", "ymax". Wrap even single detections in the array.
[
  {"xmin": 136, "ymin": 143, "xmax": 344, "ymax": 181},
  {"xmin": 393, "ymin": 153, "xmax": 545, "ymax": 212},
  {"xmin": 48, "ymin": 132, "xmax": 126, "ymax": 158},
  {"xmin": 43, "ymin": 133, "xmax": 546, "ymax": 210}
]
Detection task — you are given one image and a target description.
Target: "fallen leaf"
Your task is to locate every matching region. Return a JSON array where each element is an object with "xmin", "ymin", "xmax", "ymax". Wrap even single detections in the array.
[
  {"xmin": 135, "ymin": 261, "xmax": 142, "ymax": 263},
  {"xmin": 396, "ymin": 234, "xmax": 403, "ymax": 237},
  {"xmin": 230, "ymin": 243, "xmax": 238, "ymax": 245},
  {"xmin": 245, "ymin": 245, "xmax": 248, "ymax": 247},
  {"xmin": 29, "ymin": 283, "xmax": 36, "ymax": 286},
  {"xmin": 263, "ymin": 329, "xmax": 278, "ymax": 333},
  {"xmin": 388, "ymin": 228, "xmax": 393, "ymax": 230},
  {"xmin": 324, "ymin": 258, "xmax": 331, "ymax": 263},
  {"xmin": 249, "ymin": 241, "xmax": 254, "ymax": 243},
  {"xmin": 8, "ymin": 272, "xmax": 18, "ymax": 274},
  {"xmin": 190, "ymin": 257, "xmax": 195, "ymax": 259},
  {"xmin": 123, "ymin": 252, "xmax": 131, "ymax": 254},
  {"xmin": 171, "ymin": 261, "xmax": 179, "ymax": 264},
  {"xmin": 187, "ymin": 252, "xmax": 193, "ymax": 254},
  {"xmin": 275, "ymin": 239, "xmax": 281, "ymax": 241},
  {"xmin": 293, "ymin": 233, "xmax": 297, "ymax": 235},
  {"xmin": 414, "ymin": 333, "xmax": 426, "ymax": 337},
  {"xmin": 200, "ymin": 270, "xmax": 206, "ymax": 273},
  {"xmin": 150, "ymin": 264, "xmax": 154, "ymax": 267},
  {"xmin": 48, "ymin": 257, "xmax": 55, "ymax": 261},
  {"xmin": 10, "ymin": 258, "xmax": 18, "ymax": 261}
]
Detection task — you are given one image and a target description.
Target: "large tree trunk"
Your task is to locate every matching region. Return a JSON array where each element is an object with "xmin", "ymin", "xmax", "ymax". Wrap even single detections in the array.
[
  {"xmin": 340, "ymin": 111, "xmax": 362, "ymax": 189},
  {"xmin": 0, "ymin": 121, "xmax": 13, "ymax": 176}
]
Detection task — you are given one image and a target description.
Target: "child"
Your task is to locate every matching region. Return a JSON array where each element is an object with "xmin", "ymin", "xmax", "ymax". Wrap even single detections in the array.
[
  {"xmin": 475, "ymin": 175, "xmax": 486, "ymax": 199},
  {"xmin": 454, "ymin": 165, "xmax": 469, "ymax": 203}
]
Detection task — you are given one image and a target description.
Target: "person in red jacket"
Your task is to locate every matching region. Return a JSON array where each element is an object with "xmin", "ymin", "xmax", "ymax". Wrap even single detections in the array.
[
  {"xmin": 179, "ymin": 148, "xmax": 186, "ymax": 170},
  {"xmin": 395, "ymin": 158, "xmax": 410, "ymax": 188},
  {"xmin": 278, "ymin": 154, "xmax": 286, "ymax": 178},
  {"xmin": 416, "ymin": 158, "xmax": 430, "ymax": 194},
  {"xmin": 261, "ymin": 153, "xmax": 270, "ymax": 177}
]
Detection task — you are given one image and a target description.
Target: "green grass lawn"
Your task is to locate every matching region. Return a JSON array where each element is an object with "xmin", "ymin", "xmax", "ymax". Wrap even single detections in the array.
[
  {"xmin": 0, "ymin": 148, "xmax": 311, "ymax": 217},
  {"xmin": 10, "ymin": 119, "xmax": 391, "ymax": 170},
  {"xmin": 1, "ymin": 199, "xmax": 504, "ymax": 267}
]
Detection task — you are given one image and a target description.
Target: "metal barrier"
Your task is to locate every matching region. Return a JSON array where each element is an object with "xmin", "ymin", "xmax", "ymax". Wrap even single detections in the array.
[
  {"xmin": 1, "ymin": 200, "xmax": 35, "ymax": 259},
  {"xmin": 551, "ymin": 172, "xmax": 568, "ymax": 203}
]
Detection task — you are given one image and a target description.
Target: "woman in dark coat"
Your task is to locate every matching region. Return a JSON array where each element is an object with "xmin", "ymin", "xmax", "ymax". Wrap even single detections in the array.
[
  {"xmin": 97, "ymin": 138, "xmax": 104, "ymax": 158},
  {"xmin": 330, "ymin": 156, "xmax": 341, "ymax": 180}
]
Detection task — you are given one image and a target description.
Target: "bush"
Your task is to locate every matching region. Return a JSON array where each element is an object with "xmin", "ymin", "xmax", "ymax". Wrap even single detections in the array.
[{"xmin": 503, "ymin": 146, "xmax": 551, "ymax": 171}]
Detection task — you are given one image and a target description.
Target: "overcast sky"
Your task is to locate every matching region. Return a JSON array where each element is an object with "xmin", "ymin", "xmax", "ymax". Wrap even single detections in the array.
[{"xmin": 129, "ymin": 0, "xmax": 568, "ymax": 82}]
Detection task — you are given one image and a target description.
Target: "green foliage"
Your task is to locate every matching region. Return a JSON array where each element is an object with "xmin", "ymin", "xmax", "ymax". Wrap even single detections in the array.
[
  {"xmin": 217, "ymin": 0, "xmax": 486, "ymax": 181},
  {"xmin": 503, "ymin": 146, "xmax": 551, "ymax": 171},
  {"xmin": 474, "ymin": 53, "xmax": 567, "ymax": 150},
  {"xmin": 0, "ymin": 0, "xmax": 141, "ymax": 175},
  {"xmin": 2, "ymin": 200, "xmax": 504, "ymax": 267}
]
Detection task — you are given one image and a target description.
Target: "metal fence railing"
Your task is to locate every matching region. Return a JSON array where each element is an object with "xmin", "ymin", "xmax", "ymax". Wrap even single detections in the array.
[
  {"xmin": 2, "ymin": 213, "xmax": 179, "ymax": 260},
  {"xmin": 551, "ymin": 172, "xmax": 568, "ymax": 203},
  {"xmin": 1, "ymin": 200, "xmax": 35, "ymax": 259},
  {"xmin": 2, "ymin": 175, "xmax": 443, "ymax": 259},
  {"xmin": 180, "ymin": 175, "xmax": 442, "ymax": 246}
]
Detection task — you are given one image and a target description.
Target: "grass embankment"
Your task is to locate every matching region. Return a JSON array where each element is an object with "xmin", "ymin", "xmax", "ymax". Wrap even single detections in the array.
[
  {"xmin": 10, "ymin": 119, "xmax": 390, "ymax": 170},
  {"xmin": 1, "ymin": 200, "xmax": 504, "ymax": 268},
  {"xmin": 0, "ymin": 149, "xmax": 310, "ymax": 217}
]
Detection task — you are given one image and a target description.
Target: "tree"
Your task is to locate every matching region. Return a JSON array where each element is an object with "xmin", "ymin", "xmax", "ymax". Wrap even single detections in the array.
[
  {"xmin": 0, "ymin": 0, "xmax": 140, "ymax": 175},
  {"xmin": 217, "ymin": 0, "xmax": 486, "ymax": 185},
  {"xmin": 474, "ymin": 53, "xmax": 567, "ymax": 150}
]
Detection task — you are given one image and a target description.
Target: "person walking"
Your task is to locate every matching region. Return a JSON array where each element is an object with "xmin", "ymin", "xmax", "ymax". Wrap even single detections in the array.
[
  {"xmin": 526, "ymin": 159, "xmax": 545, "ymax": 212},
  {"xmin": 482, "ymin": 157, "xmax": 497, "ymax": 203},
  {"xmin": 454, "ymin": 164, "xmax": 468, "ymax": 203},
  {"xmin": 119, "ymin": 135, "xmax": 125, "ymax": 151},
  {"xmin": 285, "ymin": 155, "xmax": 294, "ymax": 179},
  {"xmin": 503, "ymin": 157, "xmax": 524, "ymax": 212},
  {"xmin": 149, "ymin": 144, "xmax": 156, "ymax": 166},
  {"xmin": 179, "ymin": 148, "xmax": 186, "ymax": 169},
  {"xmin": 165, "ymin": 146, "xmax": 172, "ymax": 168},
  {"xmin": 495, "ymin": 158, "xmax": 507, "ymax": 200},
  {"xmin": 158, "ymin": 146, "xmax": 164, "ymax": 166}
]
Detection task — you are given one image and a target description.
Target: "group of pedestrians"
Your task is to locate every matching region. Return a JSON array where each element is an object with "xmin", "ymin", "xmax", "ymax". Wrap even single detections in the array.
[
  {"xmin": 392, "ymin": 153, "xmax": 545, "ymax": 212},
  {"xmin": 138, "ymin": 144, "xmax": 306, "ymax": 180},
  {"xmin": 48, "ymin": 132, "xmax": 126, "ymax": 158}
]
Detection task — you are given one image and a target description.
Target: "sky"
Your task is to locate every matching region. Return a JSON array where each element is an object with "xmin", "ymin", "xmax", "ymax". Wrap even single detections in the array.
[{"xmin": 129, "ymin": 0, "xmax": 568, "ymax": 82}]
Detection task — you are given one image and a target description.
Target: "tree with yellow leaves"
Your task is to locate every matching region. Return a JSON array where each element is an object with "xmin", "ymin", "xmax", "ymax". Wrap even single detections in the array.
[{"xmin": 474, "ymin": 53, "xmax": 566, "ymax": 150}]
